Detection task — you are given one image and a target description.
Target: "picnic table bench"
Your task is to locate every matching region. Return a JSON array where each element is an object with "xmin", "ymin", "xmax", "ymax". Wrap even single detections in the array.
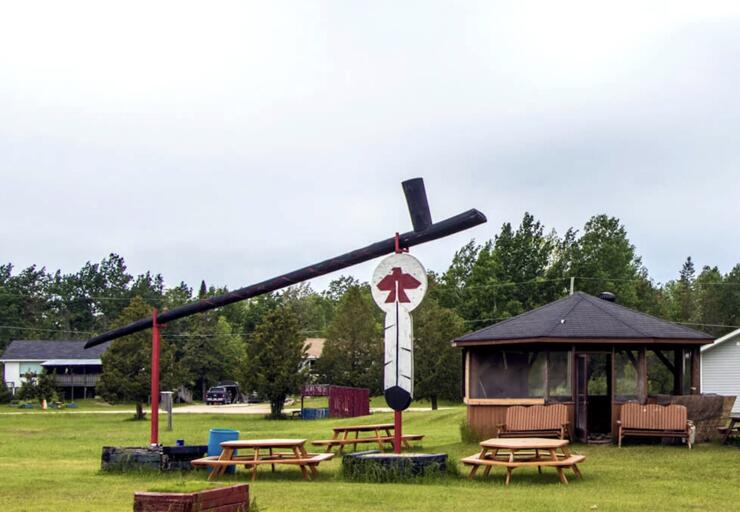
[
  {"xmin": 311, "ymin": 423, "xmax": 424, "ymax": 453},
  {"xmin": 462, "ymin": 438, "xmax": 585, "ymax": 486},
  {"xmin": 191, "ymin": 439, "xmax": 334, "ymax": 481},
  {"xmin": 718, "ymin": 415, "xmax": 740, "ymax": 445}
]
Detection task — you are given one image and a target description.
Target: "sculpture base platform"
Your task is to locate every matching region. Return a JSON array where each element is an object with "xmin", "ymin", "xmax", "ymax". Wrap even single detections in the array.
[{"xmin": 342, "ymin": 450, "xmax": 448, "ymax": 482}]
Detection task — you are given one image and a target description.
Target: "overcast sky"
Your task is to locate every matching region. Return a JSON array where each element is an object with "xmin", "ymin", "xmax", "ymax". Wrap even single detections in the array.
[{"xmin": 1, "ymin": 1, "xmax": 739, "ymax": 294}]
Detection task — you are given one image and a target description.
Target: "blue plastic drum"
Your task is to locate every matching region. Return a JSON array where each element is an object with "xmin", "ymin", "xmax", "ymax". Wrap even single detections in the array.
[{"xmin": 208, "ymin": 428, "xmax": 239, "ymax": 474}]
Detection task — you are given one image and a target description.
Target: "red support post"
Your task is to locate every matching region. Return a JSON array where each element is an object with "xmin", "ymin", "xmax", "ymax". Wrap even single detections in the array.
[
  {"xmin": 394, "ymin": 410, "xmax": 402, "ymax": 454},
  {"xmin": 150, "ymin": 308, "xmax": 160, "ymax": 446}
]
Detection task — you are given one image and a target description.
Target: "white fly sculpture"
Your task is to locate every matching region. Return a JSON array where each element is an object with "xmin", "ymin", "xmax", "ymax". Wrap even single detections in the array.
[{"xmin": 371, "ymin": 252, "xmax": 428, "ymax": 411}]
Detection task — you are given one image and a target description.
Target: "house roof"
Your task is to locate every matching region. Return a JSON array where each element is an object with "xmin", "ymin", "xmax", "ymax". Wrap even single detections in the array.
[
  {"xmin": 303, "ymin": 338, "xmax": 325, "ymax": 359},
  {"xmin": 0, "ymin": 340, "xmax": 111, "ymax": 361},
  {"xmin": 453, "ymin": 291, "xmax": 713, "ymax": 346},
  {"xmin": 701, "ymin": 327, "xmax": 740, "ymax": 353}
]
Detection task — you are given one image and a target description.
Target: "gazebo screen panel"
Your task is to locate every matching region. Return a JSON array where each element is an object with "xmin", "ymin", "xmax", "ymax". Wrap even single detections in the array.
[
  {"xmin": 647, "ymin": 349, "xmax": 678, "ymax": 395},
  {"xmin": 468, "ymin": 348, "xmax": 572, "ymax": 400},
  {"xmin": 615, "ymin": 349, "xmax": 639, "ymax": 401},
  {"xmin": 547, "ymin": 350, "xmax": 572, "ymax": 401},
  {"xmin": 469, "ymin": 348, "xmax": 545, "ymax": 399}
]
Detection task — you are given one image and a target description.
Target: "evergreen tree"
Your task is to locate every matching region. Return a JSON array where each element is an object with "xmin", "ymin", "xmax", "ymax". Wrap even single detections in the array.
[
  {"xmin": 692, "ymin": 266, "xmax": 725, "ymax": 336},
  {"xmin": 433, "ymin": 239, "xmax": 480, "ymax": 312},
  {"xmin": 719, "ymin": 264, "xmax": 740, "ymax": 332},
  {"xmin": 0, "ymin": 263, "xmax": 54, "ymax": 350},
  {"xmin": 241, "ymin": 305, "xmax": 306, "ymax": 418},
  {"xmin": 97, "ymin": 297, "xmax": 177, "ymax": 419},
  {"xmin": 317, "ymin": 285, "xmax": 383, "ymax": 394},
  {"xmin": 413, "ymin": 293, "xmax": 466, "ymax": 409}
]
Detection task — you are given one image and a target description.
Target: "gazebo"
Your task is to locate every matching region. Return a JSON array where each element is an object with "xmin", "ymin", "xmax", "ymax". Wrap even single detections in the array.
[{"xmin": 452, "ymin": 291, "xmax": 714, "ymax": 441}]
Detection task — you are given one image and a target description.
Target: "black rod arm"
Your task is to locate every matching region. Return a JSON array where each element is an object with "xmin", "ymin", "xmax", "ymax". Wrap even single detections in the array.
[{"xmin": 85, "ymin": 197, "xmax": 486, "ymax": 347}]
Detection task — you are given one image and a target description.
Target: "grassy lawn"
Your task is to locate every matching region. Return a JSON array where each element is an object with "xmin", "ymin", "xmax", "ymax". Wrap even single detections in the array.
[{"xmin": 0, "ymin": 407, "xmax": 738, "ymax": 511}]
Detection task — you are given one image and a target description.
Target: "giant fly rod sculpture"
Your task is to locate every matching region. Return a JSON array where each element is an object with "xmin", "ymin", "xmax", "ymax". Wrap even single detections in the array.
[{"xmin": 85, "ymin": 178, "xmax": 486, "ymax": 445}]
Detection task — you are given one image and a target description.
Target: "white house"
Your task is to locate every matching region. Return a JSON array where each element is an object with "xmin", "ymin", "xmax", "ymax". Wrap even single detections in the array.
[
  {"xmin": 302, "ymin": 338, "xmax": 325, "ymax": 373},
  {"xmin": 701, "ymin": 328, "xmax": 740, "ymax": 414},
  {"xmin": 1, "ymin": 340, "xmax": 110, "ymax": 400}
]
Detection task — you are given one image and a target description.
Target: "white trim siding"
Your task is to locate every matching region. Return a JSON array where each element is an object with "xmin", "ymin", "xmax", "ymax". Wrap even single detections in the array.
[{"xmin": 701, "ymin": 330, "xmax": 740, "ymax": 414}]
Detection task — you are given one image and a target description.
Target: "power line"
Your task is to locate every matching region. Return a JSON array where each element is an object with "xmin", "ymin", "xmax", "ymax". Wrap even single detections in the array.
[
  {"xmin": 0, "ymin": 323, "xmax": 323, "ymax": 339},
  {"xmin": 1, "ymin": 272, "xmax": 739, "ymax": 303}
]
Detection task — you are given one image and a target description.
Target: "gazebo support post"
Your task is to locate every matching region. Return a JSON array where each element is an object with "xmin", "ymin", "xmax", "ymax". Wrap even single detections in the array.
[
  {"xmin": 638, "ymin": 347, "xmax": 647, "ymax": 404},
  {"xmin": 674, "ymin": 349, "xmax": 684, "ymax": 395},
  {"xmin": 690, "ymin": 347, "xmax": 700, "ymax": 394}
]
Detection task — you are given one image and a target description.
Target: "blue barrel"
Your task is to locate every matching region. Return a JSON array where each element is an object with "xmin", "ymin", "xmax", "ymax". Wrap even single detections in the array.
[
  {"xmin": 208, "ymin": 428, "xmax": 239, "ymax": 474},
  {"xmin": 302, "ymin": 407, "xmax": 330, "ymax": 420}
]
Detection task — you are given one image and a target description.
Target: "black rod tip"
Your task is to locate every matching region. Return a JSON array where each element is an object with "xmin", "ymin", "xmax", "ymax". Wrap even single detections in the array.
[{"xmin": 402, "ymin": 178, "xmax": 433, "ymax": 232}]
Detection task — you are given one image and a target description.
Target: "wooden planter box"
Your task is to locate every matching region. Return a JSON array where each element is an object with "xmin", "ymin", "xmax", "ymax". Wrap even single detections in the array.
[{"xmin": 133, "ymin": 484, "xmax": 248, "ymax": 512}]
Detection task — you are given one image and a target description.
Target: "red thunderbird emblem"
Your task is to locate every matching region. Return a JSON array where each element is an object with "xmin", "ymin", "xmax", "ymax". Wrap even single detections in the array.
[{"xmin": 376, "ymin": 267, "xmax": 422, "ymax": 303}]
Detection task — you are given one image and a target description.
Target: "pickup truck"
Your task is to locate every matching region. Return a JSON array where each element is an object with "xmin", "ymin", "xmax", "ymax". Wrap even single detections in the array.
[{"xmin": 205, "ymin": 382, "xmax": 241, "ymax": 405}]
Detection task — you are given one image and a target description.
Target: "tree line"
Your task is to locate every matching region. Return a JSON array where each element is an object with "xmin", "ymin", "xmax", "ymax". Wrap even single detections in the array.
[{"xmin": 2, "ymin": 213, "xmax": 738, "ymax": 416}]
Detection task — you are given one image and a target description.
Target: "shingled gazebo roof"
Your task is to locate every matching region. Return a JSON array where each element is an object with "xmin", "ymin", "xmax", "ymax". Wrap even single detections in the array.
[{"xmin": 453, "ymin": 291, "xmax": 713, "ymax": 347}]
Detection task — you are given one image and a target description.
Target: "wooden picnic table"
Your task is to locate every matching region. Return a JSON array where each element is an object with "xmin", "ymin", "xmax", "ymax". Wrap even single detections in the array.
[
  {"xmin": 462, "ymin": 437, "xmax": 585, "ymax": 485},
  {"xmin": 719, "ymin": 415, "xmax": 740, "ymax": 444},
  {"xmin": 191, "ymin": 438, "xmax": 334, "ymax": 481},
  {"xmin": 312, "ymin": 423, "xmax": 424, "ymax": 453}
]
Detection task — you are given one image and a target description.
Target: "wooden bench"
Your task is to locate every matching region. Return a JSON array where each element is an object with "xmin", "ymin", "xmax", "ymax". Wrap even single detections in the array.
[
  {"xmin": 192, "ymin": 453, "xmax": 334, "ymax": 479},
  {"xmin": 497, "ymin": 404, "xmax": 570, "ymax": 440},
  {"xmin": 192, "ymin": 439, "xmax": 333, "ymax": 481},
  {"xmin": 312, "ymin": 423, "xmax": 424, "ymax": 453},
  {"xmin": 313, "ymin": 434, "xmax": 423, "ymax": 452},
  {"xmin": 192, "ymin": 453, "xmax": 334, "ymax": 468},
  {"xmin": 617, "ymin": 403, "xmax": 693, "ymax": 449},
  {"xmin": 462, "ymin": 453, "xmax": 585, "ymax": 485}
]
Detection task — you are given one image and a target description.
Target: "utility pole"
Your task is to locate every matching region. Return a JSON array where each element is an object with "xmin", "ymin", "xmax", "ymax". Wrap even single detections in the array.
[{"xmin": 570, "ymin": 277, "xmax": 575, "ymax": 295}]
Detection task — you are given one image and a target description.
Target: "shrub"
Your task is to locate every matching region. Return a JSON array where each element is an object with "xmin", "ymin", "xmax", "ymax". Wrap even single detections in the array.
[{"xmin": 0, "ymin": 383, "xmax": 12, "ymax": 404}]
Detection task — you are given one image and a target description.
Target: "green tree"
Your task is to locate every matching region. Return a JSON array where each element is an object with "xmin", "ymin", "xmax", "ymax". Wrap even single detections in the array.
[
  {"xmin": 97, "ymin": 297, "xmax": 177, "ymax": 420},
  {"xmin": 241, "ymin": 306, "xmax": 306, "ymax": 418},
  {"xmin": 0, "ymin": 263, "xmax": 54, "ymax": 351},
  {"xmin": 281, "ymin": 283, "xmax": 334, "ymax": 337},
  {"xmin": 16, "ymin": 370, "xmax": 58, "ymax": 403},
  {"xmin": 413, "ymin": 294, "xmax": 466, "ymax": 409},
  {"xmin": 719, "ymin": 264, "xmax": 740, "ymax": 333},
  {"xmin": 316, "ymin": 285, "xmax": 383, "ymax": 394},
  {"xmin": 451, "ymin": 213, "xmax": 557, "ymax": 325},
  {"xmin": 664, "ymin": 257, "xmax": 696, "ymax": 323},
  {"xmin": 323, "ymin": 275, "xmax": 361, "ymax": 303},
  {"xmin": 692, "ymin": 266, "xmax": 725, "ymax": 336},
  {"xmin": 181, "ymin": 316, "xmax": 246, "ymax": 400},
  {"xmin": 568, "ymin": 215, "xmax": 645, "ymax": 307},
  {"xmin": 434, "ymin": 240, "xmax": 480, "ymax": 313}
]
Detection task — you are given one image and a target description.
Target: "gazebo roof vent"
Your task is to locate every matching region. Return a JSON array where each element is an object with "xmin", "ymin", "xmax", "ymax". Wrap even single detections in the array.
[{"xmin": 598, "ymin": 291, "xmax": 616, "ymax": 302}]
